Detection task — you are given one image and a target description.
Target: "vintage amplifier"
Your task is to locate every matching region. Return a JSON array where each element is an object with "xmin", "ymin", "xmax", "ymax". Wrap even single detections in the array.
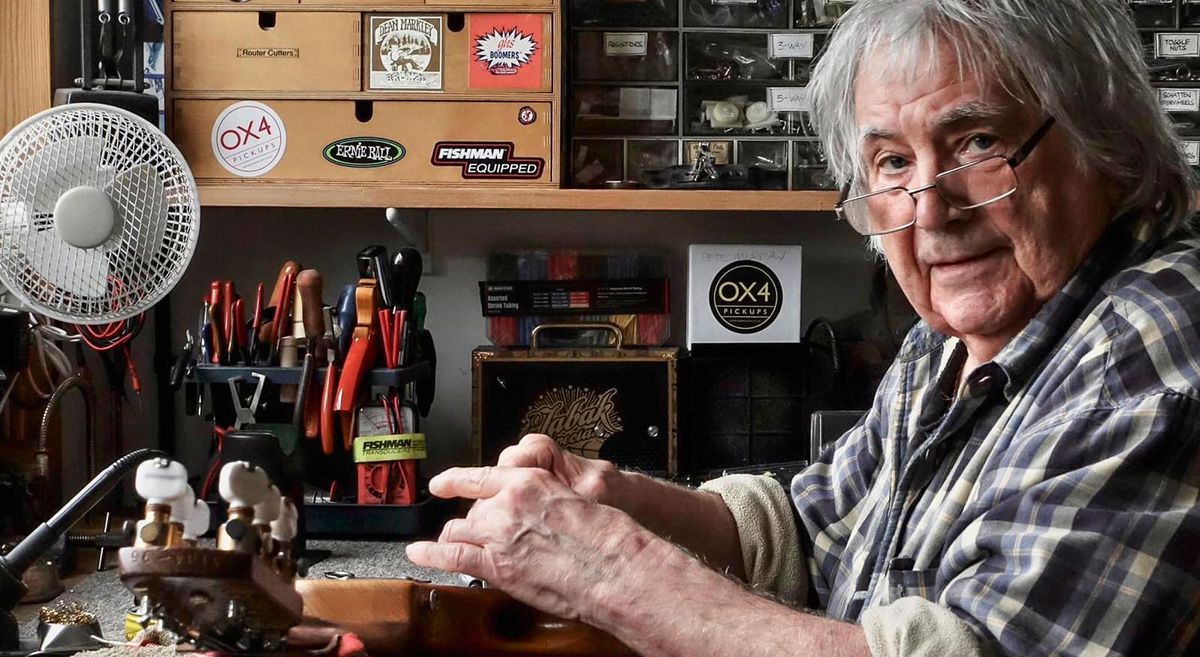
[{"xmin": 472, "ymin": 324, "xmax": 680, "ymax": 476}]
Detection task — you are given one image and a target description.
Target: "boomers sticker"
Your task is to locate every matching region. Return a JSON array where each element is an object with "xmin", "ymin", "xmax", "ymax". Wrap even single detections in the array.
[
  {"xmin": 708, "ymin": 260, "xmax": 783, "ymax": 334},
  {"xmin": 210, "ymin": 101, "xmax": 287, "ymax": 177},
  {"xmin": 468, "ymin": 14, "xmax": 543, "ymax": 90}
]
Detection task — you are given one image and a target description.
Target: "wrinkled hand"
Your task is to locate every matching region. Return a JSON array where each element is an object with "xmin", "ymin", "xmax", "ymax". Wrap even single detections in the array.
[
  {"xmin": 496, "ymin": 434, "xmax": 623, "ymax": 506},
  {"xmin": 405, "ymin": 463, "xmax": 657, "ymax": 624}
]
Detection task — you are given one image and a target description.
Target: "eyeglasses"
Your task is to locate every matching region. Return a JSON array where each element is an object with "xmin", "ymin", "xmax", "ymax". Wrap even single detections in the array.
[{"xmin": 834, "ymin": 117, "xmax": 1056, "ymax": 236}]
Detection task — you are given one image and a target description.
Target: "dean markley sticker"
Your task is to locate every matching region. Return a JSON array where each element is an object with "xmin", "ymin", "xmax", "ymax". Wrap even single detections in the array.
[
  {"xmin": 211, "ymin": 101, "xmax": 287, "ymax": 178},
  {"xmin": 323, "ymin": 137, "xmax": 405, "ymax": 168},
  {"xmin": 468, "ymin": 14, "xmax": 543, "ymax": 90},
  {"xmin": 709, "ymin": 259, "xmax": 783, "ymax": 334},
  {"xmin": 431, "ymin": 141, "xmax": 544, "ymax": 179},
  {"xmin": 369, "ymin": 15, "xmax": 443, "ymax": 91}
]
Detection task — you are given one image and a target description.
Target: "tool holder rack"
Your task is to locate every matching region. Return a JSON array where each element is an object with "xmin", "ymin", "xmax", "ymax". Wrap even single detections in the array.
[{"xmin": 185, "ymin": 362, "xmax": 450, "ymax": 539}]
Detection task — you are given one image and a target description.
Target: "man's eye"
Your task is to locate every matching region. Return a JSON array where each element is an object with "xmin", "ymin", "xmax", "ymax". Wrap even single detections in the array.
[
  {"xmin": 877, "ymin": 156, "xmax": 908, "ymax": 173},
  {"xmin": 965, "ymin": 134, "xmax": 999, "ymax": 154}
]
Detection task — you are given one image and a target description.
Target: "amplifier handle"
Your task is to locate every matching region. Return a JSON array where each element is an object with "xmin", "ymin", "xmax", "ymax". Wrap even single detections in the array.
[{"xmin": 530, "ymin": 322, "xmax": 624, "ymax": 351}]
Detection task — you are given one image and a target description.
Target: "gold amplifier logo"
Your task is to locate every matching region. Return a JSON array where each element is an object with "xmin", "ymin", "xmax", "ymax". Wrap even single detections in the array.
[
  {"xmin": 519, "ymin": 386, "xmax": 623, "ymax": 458},
  {"xmin": 237, "ymin": 47, "xmax": 300, "ymax": 58}
]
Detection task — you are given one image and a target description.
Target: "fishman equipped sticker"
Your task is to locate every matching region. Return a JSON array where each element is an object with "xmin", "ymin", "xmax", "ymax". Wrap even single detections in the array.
[
  {"xmin": 431, "ymin": 141, "xmax": 545, "ymax": 179},
  {"xmin": 323, "ymin": 137, "xmax": 405, "ymax": 168}
]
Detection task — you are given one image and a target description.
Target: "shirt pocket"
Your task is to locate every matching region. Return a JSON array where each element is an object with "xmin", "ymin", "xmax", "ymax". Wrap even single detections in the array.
[{"xmin": 887, "ymin": 567, "xmax": 940, "ymax": 603}]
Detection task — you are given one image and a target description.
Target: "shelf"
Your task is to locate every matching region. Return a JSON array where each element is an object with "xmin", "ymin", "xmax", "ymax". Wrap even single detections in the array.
[
  {"xmin": 191, "ymin": 362, "xmax": 431, "ymax": 386},
  {"xmin": 196, "ymin": 181, "xmax": 841, "ymax": 211}
]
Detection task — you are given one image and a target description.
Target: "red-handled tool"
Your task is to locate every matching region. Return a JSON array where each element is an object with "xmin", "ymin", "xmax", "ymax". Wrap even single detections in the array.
[{"xmin": 334, "ymin": 281, "xmax": 379, "ymax": 454}]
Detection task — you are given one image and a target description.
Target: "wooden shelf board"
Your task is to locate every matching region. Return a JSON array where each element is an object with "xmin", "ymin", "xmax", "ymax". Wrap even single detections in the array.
[{"xmin": 196, "ymin": 182, "xmax": 841, "ymax": 211}]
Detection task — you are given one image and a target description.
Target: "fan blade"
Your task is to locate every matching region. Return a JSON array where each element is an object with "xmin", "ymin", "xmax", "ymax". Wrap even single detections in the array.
[
  {"xmin": 6, "ymin": 136, "xmax": 114, "ymax": 214},
  {"xmin": 26, "ymin": 231, "xmax": 109, "ymax": 298},
  {"xmin": 104, "ymin": 162, "xmax": 168, "ymax": 264}
]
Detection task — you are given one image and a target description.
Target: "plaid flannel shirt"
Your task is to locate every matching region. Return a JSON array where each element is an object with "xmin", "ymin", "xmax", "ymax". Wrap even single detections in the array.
[{"xmin": 792, "ymin": 212, "xmax": 1200, "ymax": 656}]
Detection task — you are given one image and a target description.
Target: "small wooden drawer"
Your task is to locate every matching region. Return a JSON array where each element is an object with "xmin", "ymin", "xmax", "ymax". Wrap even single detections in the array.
[
  {"xmin": 172, "ymin": 0, "xmax": 298, "ymax": 5},
  {"xmin": 173, "ymin": 11, "xmax": 360, "ymax": 92},
  {"xmin": 174, "ymin": 99, "xmax": 554, "ymax": 185},
  {"xmin": 363, "ymin": 13, "xmax": 552, "ymax": 94}
]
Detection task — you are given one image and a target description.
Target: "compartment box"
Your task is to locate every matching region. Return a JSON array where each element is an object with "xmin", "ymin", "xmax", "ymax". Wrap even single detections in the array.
[
  {"xmin": 793, "ymin": 140, "xmax": 834, "ymax": 190},
  {"xmin": 1128, "ymin": 0, "xmax": 1177, "ymax": 29},
  {"xmin": 364, "ymin": 13, "xmax": 553, "ymax": 93},
  {"xmin": 174, "ymin": 99, "xmax": 554, "ymax": 184},
  {"xmin": 686, "ymin": 32, "xmax": 785, "ymax": 81},
  {"xmin": 574, "ymin": 31, "xmax": 678, "ymax": 82},
  {"xmin": 683, "ymin": 0, "xmax": 788, "ymax": 29},
  {"xmin": 473, "ymin": 344, "xmax": 681, "ymax": 476},
  {"xmin": 570, "ymin": 0, "xmax": 678, "ymax": 28},
  {"xmin": 571, "ymin": 139, "xmax": 625, "ymax": 186},
  {"xmin": 574, "ymin": 85, "xmax": 678, "ymax": 136},
  {"xmin": 1144, "ymin": 32, "xmax": 1200, "ymax": 82},
  {"xmin": 173, "ymin": 11, "xmax": 361, "ymax": 92}
]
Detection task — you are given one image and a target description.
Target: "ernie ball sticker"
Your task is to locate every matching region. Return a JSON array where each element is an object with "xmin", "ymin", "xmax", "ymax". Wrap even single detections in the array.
[
  {"xmin": 468, "ymin": 14, "xmax": 543, "ymax": 90},
  {"xmin": 210, "ymin": 101, "xmax": 287, "ymax": 178},
  {"xmin": 431, "ymin": 141, "xmax": 545, "ymax": 179},
  {"xmin": 369, "ymin": 15, "xmax": 443, "ymax": 91}
]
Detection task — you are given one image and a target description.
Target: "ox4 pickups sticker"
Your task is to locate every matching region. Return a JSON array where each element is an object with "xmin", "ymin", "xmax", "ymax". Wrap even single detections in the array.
[
  {"xmin": 469, "ymin": 14, "xmax": 543, "ymax": 90},
  {"xmin": 211, "ymin": 101, "xmax": 287, "ymax": 177},
  {"xmin": 369, "ymin": 15, "xmax": 443, "ymax": 90},
  {"xmin": 432, "ymin": 141, "xmax": 544, "ymax": 179}
]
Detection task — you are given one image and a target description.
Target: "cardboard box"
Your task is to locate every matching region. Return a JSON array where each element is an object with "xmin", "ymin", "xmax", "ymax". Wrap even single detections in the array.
[{"xmin": 687, "ymin": 244, "xmax": 803, "ymax": 347}]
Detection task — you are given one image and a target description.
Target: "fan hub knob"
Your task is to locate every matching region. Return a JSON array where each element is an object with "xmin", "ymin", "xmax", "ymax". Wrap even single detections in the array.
[{"xmin": 53, "ymin": 185, "xmax": 115, "ymax": 249}]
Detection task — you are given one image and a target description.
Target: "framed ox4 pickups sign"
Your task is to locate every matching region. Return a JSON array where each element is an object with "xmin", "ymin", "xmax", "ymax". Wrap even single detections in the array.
[{"xmin": 687, "ymin": 244, "xmax": 802, "ymax": 348}]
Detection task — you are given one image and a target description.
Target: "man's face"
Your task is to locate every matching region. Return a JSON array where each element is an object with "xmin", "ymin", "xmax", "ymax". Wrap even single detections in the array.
[{"xmin": 853, "ymin": 48, "xmax": 1116, "ymax": 356}]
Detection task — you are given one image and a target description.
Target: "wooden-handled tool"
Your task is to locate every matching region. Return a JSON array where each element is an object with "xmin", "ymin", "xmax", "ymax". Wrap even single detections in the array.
[{"xmin": 259, "ymin": 260, "xmax": 302, "ymax": 345}]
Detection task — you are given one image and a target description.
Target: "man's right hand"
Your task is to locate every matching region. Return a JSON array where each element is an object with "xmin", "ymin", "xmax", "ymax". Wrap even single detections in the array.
[{"xmin": 496, "ymin": 434, "xmax": 624, "ymax": 508}]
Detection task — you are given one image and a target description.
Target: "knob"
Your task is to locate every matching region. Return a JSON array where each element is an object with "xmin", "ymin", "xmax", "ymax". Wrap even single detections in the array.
[
  {"xmin": 218, "ymin": 462, "xmax": 270, "ymax": 509},
  {"xmin": 183, "ymin": 499, "xmax": 210, "ymax": 541},
  {"xmin": 253, "ymin": 485, "xmax": 282, "ymax": 526},
  {"xmin": 135, "ymin": 459, "xmax": 188, "ymax": 505},
  {"xmin": 271, "ymin": 497, "xmax": 298, "ymax": 542},
  {"xmin": 169, "ymin": 486, "xmax": 195, "ymax": 523}
]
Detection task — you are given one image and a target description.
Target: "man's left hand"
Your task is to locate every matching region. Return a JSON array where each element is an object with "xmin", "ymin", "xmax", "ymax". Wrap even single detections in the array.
[{"xmin": 405, "ymin": 465, "xmax": 658, "ymax": 624}]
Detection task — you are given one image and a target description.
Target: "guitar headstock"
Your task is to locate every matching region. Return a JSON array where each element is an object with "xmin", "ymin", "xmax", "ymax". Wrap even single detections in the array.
[{"xmin": 118, "ymin": 460, "xmax": 302, "ymax": 651}]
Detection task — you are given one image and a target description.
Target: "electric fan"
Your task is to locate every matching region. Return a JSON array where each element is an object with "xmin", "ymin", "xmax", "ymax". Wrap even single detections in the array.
[{"xmin": 0, "ymin": 103, "xmax": 200, "ymax": 324}]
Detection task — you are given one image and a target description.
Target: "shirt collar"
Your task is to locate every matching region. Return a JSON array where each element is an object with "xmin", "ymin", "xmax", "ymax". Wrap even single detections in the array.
[{"xmin": 895, "ymin": 211, "xmax": 1165, "ymax": 400}]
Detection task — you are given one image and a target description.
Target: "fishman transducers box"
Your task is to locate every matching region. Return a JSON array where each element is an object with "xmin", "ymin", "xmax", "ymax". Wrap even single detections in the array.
[{"xmin": 687, "ymin": 244, "xmax": 802, "ymax": 347}]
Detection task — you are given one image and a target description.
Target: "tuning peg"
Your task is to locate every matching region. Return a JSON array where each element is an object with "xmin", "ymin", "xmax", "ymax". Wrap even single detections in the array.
[
  {"xmin": 135, "ymin": 459, "xmax": 188, "ymax": 504},
  {"xmin": 182, "ymin": 499, "xmax": 210, "ymax": 544},
  {"xmin": 253, "ymin": 485, "xmax": 282, "ymax": 526},
  {"xmin": 271, "ymin": 497, "xmax": 299, "ymax": 578},
  {"xmin": 217, "ymin": 462, "xmax": 269, "ymax": 553},
  {"xmin": 271, "ymin": 497, "xmax": 298, "ymax": 544},
  {"xmin": 165, "ymin": 485, "xmax": 195, "ymax": 547},
  {"xmin": 218, "ymin": 461, "xmax": 270, "ymax": 510},
  {"xmin": 133, "ymin": 459, "xmax": 188, "ymax": 548}
]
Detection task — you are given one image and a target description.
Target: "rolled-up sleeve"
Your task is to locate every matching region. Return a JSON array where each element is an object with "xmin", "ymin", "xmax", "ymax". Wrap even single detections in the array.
[{"xmin": 699, "ymin": 474, "xmax": 807, "ymax": 603}]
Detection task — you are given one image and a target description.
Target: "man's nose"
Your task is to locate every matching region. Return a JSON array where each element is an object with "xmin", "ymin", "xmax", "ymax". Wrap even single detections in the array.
[{"xmin": 912, "ymin": 175, "xmax": 966, "ymax": 231}]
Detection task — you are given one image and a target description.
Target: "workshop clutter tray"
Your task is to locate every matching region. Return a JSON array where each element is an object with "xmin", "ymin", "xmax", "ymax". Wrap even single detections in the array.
[
  {"xmin": 174, "ymin": 99, "xmax": 553, "ymax": 184},
  {"xmin": 473, "ymin": 337, "xmax": 681, "ymax": 476},
  {"xmin": 482, "ymin": 249, "xmax": 671, "ymax": 346}
]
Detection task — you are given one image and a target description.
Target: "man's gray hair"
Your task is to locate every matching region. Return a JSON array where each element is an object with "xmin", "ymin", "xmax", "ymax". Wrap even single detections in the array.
[{"xmin": 809, "ymin": 0, "xmax": 1196, "ymax": 231}]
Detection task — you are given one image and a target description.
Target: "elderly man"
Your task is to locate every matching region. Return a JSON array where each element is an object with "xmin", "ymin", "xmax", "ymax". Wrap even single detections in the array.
[{"xmin": 408, "ymin": 1, "xmax": 1200, "ymax": 655}]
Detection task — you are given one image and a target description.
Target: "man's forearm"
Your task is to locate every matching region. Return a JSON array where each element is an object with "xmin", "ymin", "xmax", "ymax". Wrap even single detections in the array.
[
  {"xmin": 607, "ymin": 470, "xmax": 746, "ymax": 579},
  {"xmin": 586, "ymin": 529, "xmax": 870, "ymax": 657}
]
